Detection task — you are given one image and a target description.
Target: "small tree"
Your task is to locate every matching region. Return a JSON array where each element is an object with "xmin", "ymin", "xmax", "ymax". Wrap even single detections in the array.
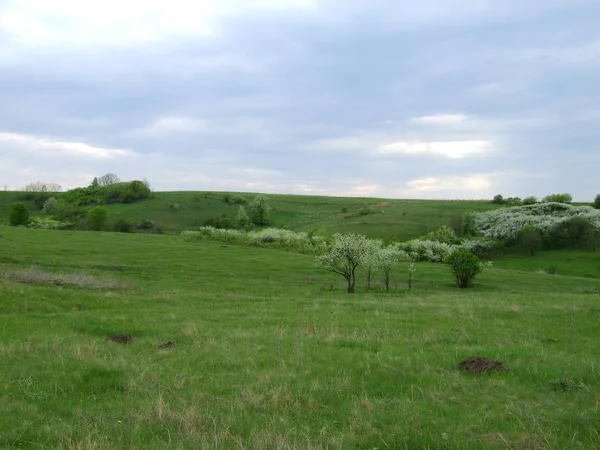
[
  {"xmin": 249, "ymin": 195, "xmax": 271, "ymax": 226},
  {"xmin": 42, "ymin": 197, "xmax": 58, "ymax": 215},
  {"xmin": 377, "ymin": 247, "xmax": 401, "ymax": 292},
  {"xmin": 491, "ymin": 194, "xmax": 505, "ymax": 205},
  {"xmin": 523, "ymin": 196, "xmax": 538, "ymax": 205},
  {"xmin": 86, "ymin": 207, "xmax": 109, "ymax": 231},
  {"xmin": 593, "ymin": 194, "xmax": 600, "ymax": 210},
  {"xmin": 8, "ymin": 202, "xmax": 30, "ymax": 226},
  {"xmin": 445, "ymin": 248, "xmax": 483, "ymax": 288},
  {"xmin": 315, "ymin": 233, "xmax": 375, "ymax": 293}
]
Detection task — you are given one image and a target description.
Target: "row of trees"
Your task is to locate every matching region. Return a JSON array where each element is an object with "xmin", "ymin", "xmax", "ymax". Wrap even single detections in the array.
[
  {"xmin": 492, "ymin": 192, "xmax": 600, "ymax": 208},
  {"xmin": 7, "ymin": 174, "xmax": 152, "ymax": 231},
  {"xmin": 315, "ymin": 233, "xmax": 484, "ymax": 293},
  {"xmin": 491, "ymin": 193, "xmax": 575, "ymax": 206}
]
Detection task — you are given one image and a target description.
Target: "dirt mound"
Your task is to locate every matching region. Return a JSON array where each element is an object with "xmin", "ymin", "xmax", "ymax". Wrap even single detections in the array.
[
  {"xmin": 158, "ymin": 341, "xmax": 176, "ymax": 349},
  {"xmin": 107, "ymin": 333, "xmax": 133, "ymax": 344},
  {"xmin": 458, "ymin": 356, "xmax": 506, "ymax": 375}
]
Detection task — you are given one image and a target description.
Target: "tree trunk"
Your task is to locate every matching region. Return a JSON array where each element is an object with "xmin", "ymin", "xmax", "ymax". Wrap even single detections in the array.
[{"xmin": 345, "ymin": 275, "xmax": 354, "ymax": 293}]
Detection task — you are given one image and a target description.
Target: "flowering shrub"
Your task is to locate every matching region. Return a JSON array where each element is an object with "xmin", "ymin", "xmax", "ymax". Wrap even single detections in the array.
[
  {"xmin": 183, "ymin": 224, "xmax": 493, "ymax": 264},
  {"xmin": 315, "ymin": 233, "xmax": 376, "ymax": 293},
  {"xmin": 469, "ymin": 203, "xmax": 600, "ymax": 240},
  {"xmin": 181, "ymin": 226, "xmax": 329, "ymax": 254},
  {"xmin": 393, "ymin": 239, "xmax": 456, "ymax": 263},
  {"xmin": 421, "ymin": 225, "xmax": 461, "ymax": 244},
  {"xmin": 459, "ymin": 238, "xmax": 497, "ymax": 254},
  {"xmin": 27, "ymin": 217, "xmax": 71, "ymax": 229}
]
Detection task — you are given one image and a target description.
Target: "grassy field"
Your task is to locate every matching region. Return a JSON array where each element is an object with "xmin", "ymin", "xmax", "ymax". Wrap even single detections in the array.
[
  {"xmin": 1, "ymin": 225, "xmax": 599, "ymax": 449},
  {"xmin": 0, "ymin": 191, "xmax": 501, "ymax": 241}
]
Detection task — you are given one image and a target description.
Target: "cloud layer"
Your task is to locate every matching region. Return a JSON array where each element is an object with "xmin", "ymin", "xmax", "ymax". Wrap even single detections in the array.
[{"xmin": 1, "ymin": 0, "xmax": 599, "ymax": 199}]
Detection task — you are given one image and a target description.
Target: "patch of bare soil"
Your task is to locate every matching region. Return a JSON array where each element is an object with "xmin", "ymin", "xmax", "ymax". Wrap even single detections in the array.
[
  {"xmin": 107, "ymin": 333, "xmax": 134, "ymax": 344},
  {"xmin": 458, "ymin": 356, "xmax": 506, "ymax": 375}
]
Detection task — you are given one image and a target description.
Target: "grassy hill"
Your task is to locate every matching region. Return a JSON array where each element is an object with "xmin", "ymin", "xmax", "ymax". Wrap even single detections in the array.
[
  {"xmin": 0, "ymin": 226, "xmax": 599, "ymax": 448},
  {"xmin": 0, "ymin": 190, "xmax": 502, "ymax": 241}
]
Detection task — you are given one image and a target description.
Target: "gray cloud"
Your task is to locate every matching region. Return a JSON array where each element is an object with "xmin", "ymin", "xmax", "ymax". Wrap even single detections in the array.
[{"xmin": 0, "ymin": 0, "xmax": 599, "ymax": 200}]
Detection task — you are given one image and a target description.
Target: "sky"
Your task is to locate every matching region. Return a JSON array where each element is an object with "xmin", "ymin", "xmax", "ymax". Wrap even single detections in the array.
[{"xmin": 1, "ymin": 0, "xmax": 599, "ymax": 200}]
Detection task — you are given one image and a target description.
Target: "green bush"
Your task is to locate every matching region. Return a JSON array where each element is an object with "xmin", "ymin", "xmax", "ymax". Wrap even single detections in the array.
[
  {"xmin": 222, "ymin": 194, "xmax": 248, "ymax": 205},
  {"xmin": 542, "ymin": 193, "xmax": 572, "ymax": 204},
  {"xmin": 55, "ymin": 202, "xmax": 80, "ymax": 221},
  {"xmin": 504, "ymin": 197, "xmax": 523, "ymax": 206},
  {"xmin": 62, "ymin": 179, "xmax": 151, "ymax": 206},
  {"xmin": 8, "ymin": 202, "xmax": 30, "ymax": 226},
  {"xmin": 61, "ymin": 184, "xmax": 105, "ymax": 206},
  {"xmin": 445, "ymin": 248, "xmax": 483, "ymax": 288},
  {"xmin": 86, "ymin": 207, "xmax": 109, "ymax": 231},
  {"xmin": 202, "ymin": 214, "xmax": 232, "ymax": 229},
  {"xmin": 113, "ymin": 217, "xmax": 135, "ymax": 233},
  {"xmin": 491, "ymin": 194, "xmax": 505, "ymax": 204},
  {"xmin": 593, "ymin": 194, "xmax": 600, "ymax": 210},
  {"xmin": 523, "ymin": 196, "xmax": 538, "ymax": 205},
  {"xmin": 546, "ymin": 216, "xmax": 599, "ymax": 250}
]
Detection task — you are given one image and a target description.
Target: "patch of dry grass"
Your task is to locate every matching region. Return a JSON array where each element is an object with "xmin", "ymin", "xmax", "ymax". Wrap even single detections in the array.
[{"xmin": 2, "ymin": 266, "xmax": 131, "ymax": 290}]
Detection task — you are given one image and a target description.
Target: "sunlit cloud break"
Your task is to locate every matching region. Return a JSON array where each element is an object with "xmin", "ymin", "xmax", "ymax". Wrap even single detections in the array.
[{"xmin": 378, "ymin": 140, "xmax": 491, "ymax": 159}]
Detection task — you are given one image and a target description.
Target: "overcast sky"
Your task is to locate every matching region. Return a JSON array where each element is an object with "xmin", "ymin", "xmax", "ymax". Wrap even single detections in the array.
[{"xmin": 1, "ymin": 1, "xmax": 599, "ymax": 200}]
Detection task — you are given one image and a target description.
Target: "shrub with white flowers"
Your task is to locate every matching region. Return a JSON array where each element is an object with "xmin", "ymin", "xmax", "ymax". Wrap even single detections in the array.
[
  {"xmin": 27, "ymin": 217, "xmax": 71, "ymax": 230},
  {"xmin": 468, "ymin": 202, "xmax": 600, "ymax": 240},
  {"xmin": 181, "ymin": 226, "xmax": 329, "ymax": 254},
  {"xmin": 315, "ymin": 233, "xmax": 375, "ymax": 293}
]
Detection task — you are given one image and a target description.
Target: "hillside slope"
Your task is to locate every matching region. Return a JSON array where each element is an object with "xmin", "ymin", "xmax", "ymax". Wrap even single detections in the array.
[{"xmin": 0, "ymin": 191, "xmax": 500, "ymax": 240}]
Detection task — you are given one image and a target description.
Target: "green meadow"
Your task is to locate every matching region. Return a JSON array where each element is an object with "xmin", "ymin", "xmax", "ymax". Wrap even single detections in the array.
[{"xmin": 1, "ymin": 203, "xmax": 599, "ymax": 449}]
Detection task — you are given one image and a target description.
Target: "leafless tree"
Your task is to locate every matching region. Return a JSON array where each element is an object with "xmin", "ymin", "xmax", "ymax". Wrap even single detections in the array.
[
  {"xmin": 97, "ymin": 173, "xmax": 121, "ymax": 186},
  {"xmin": 23, "ymin": 181, "xmax": 62, "ymax": 192}
]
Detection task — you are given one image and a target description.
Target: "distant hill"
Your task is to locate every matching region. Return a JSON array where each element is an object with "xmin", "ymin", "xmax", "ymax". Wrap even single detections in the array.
[{"xmin": 0, "ymin": 190, "xmax": 500, "ymax": 241}]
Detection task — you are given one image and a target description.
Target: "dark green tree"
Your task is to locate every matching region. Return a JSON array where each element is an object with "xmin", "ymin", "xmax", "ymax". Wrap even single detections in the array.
[
  {"xmin": 491, "ymin": 194, "xmax": 505, "ymax": 205},
  {"xmin": 86, "ymin": 207, "xmax": 109, "ymax": 231},
  {"xmin": 8, "ymin": 202, "xmax": 30, "ymax": 226}
]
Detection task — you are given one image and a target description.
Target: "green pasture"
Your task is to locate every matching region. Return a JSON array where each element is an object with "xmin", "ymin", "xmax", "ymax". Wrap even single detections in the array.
[{"xmin": 0, "ymin": 226, "xmax": 599, "ymax": 449}]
